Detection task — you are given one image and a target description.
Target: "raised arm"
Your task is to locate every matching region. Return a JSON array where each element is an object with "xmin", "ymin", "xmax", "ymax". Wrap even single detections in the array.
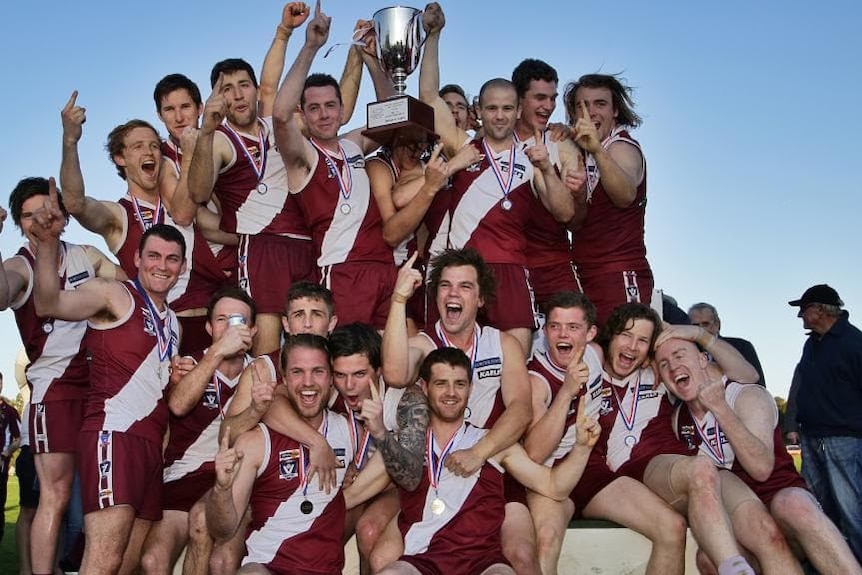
[
  {"xmin": 59, "ymin": 91, "xmax": 125, "ymax": 245},
  {"xmin": 0, "ymin": 207, "xmax": 30, "ymax": 311},
  {"xmin": 656, "ymin": 324, "xmax": 759, "ymax": 385},
  {"xmin": 221, "ymin": 358, "xmax": 277, "ymax": 444},
  {"xmin": 446, "ymin": 333, "xmax": 532, "ymax": 476},
  {"xmin": 259, "ymin": 2, "xmax": 310, "ymax": 117},
  {"xmin": 207, "ymin": 428, "xmax": 262, "ymax": 541},
  {"xmin": 272, "ymin": 0, "xmax": 331, "ymax": 184},
  {"xmin": 573, "ymin": 100, "xmax": 643, "ymax": 208},
  {"xmin": 417, "ymin": 3, "xmax": 466, "ymax": 157},
  {"xmin": 158, "ymin": 126, "xmax": 199, "ymax": 226},
  {"xmin": 83, "ymin": 244, "xmax": 127, "ymax": 281},
  {"xmin": 381, "ymin": 255, "xmax": 427, "ymax": 388},
  {"xmin": 700, "ymin": 381, "xmax": 778, "ymax": 482},
  {"xmin": 526, "ymin": 129, "xmax": 575, "ymax": 223}
]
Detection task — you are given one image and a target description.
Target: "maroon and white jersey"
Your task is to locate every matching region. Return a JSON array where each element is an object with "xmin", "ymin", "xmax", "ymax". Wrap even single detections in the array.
[
  {"xmin": 674, "ymin": 379, "xmax": 807, "ymax": 505},
  {"xmin": 244, "ymin": 412, "xmax": 353, "ymax": 573},
  {"xmin": 516, "ymin": 133, "xmax": 572, "ymax": 269},
  {"xmin": 399, "ymin": 424, "xmax": 506, "ymax": 566},
  {"xmin": 594, "ymin": 367, "xmax": 687, "ymax": 473},
  {"xmin": 572, "ymin": 127, "xmax": 648, "ymax": 273},
  {"xmin": 295, "ymin": 138, "xmax": 394, "ymax": 267},
  {"xmin": 419, "ymin": 323, "xmax": 505, "ymax": 429},
  {"xmin": 81, "ymin": 282, "xmax": 179, "ymax": 445},
  {"xmin": 162, "ymin": 352, "xmax": 252, "ymax": 483},
  {"xmin": 161, "ymin": 139, "xmax": 184, "ymax": 177},
  {"xmin": 430, "ymin": 138, "xmax": 536, "ymax": 265},
  {"xmin": 11, "ymin": 243, "xmax": 94, "ymax": 403},
  {"xmin": 114, "ymin": 195, "xmax": 228, "ymax": 312},
  {"xmin": 213, "ymin": 117, "xmax": 310, "ymax": 238},
  {"xmin": 528, "ymin": 344, "xmax": 603, "ymax": 464},
  {"xmin": 367, "ymin": 152, "xmax": 419, "ymax": 266}
]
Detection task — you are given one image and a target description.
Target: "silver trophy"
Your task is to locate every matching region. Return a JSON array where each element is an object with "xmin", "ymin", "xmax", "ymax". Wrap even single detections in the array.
[{"xmin": 363, "ymin": 6, "xmax": 435, "ymax": 145}]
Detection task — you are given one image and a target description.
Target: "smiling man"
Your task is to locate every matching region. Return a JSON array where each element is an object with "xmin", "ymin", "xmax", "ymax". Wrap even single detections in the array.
[{"xmin": 32, "ymin": 183, "xmax": 185, "ymax": 575}]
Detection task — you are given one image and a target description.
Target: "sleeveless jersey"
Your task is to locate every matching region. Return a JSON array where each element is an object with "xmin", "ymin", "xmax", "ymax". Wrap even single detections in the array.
[
  {"xmin": 674, "ymin": 380, "xmax": 807, "ymax": 505},
  {"xmin": 572, "ymin": 128, "xmax": 648, "ymax": 272},
  {"xmin": 11, "ymin": 243, "xmax": 94, "ymax": 403},
  {"xmin": 431, "ymin": 138, "xmax": 536, "ymax": 265},
  {"xmin": 594, "ymin": 367, "xmax": 688, "ymax": 473},
  {"xmin": 367, "ymin": 152, "xmax": 421, "ymax": 266},
  {"xmin": 244, "ymin": 411, "xmax": 353, "ymax": 574},
  {"xmin": 516, "ymin": 133, "xmax": 572, "ymax": 268},
  {"xmin": 399, "ymin": 424, "xmax": 507, "ymax": 566},
  {"xmin": 81, "ymin": 282, "xmax": 179, "ymax": 445},
  {"xmin": 115, "ymin": 195, "xmax": 227, "ymax": 311},
  {"xmin": 527, "ymin": 344, "xmax": 603, "ymax": 463},
  {"xmin": 212, "ymin": 117, "xmax": 310, "ymax": 237},
  {"xmin": 419, "ymin": 322, "xmax": 505, "ymax": 428},
  {"xmin": 162, "ymin": 352, "xmax": 252, "ymax": 483},
  {"xmin": 161, "ymin": 139, "xmax": 184, "ymax": 177},
  {"xmin": 297, "ymin": 138, "xmax": 394, "ymax": 267}
]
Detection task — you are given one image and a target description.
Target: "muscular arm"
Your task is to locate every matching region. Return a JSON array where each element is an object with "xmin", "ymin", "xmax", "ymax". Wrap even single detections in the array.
[
  {"xmin": 523, "ymin": 374, "xmax": 573, "ymax": 462},
  {"xmin": 498, "ymin": 441, "xmax": 592, "ymax": 501},
  {"xmin": 709, "ymin": 384, "xmax": 778, "ymax": 482},
  {"xmin": 0, "ymin": 256, "xmax": 30, "ymax": 311},
  {"xmin": 207, "ymin": 427, "xmax": 263, "ymax": 541},
  {"xmin": 704, "ymin": 331, "xmax": 760, "ymax": 384},
  {"xmin": 373, "ymin": 385, "xmax": 428, "ymax": 490},
  {"xmin": 591, "ymin": 141, "xmax": 643, "ymax": 208},
  {"xmin": 258, "ymin": 27, "xmax": 293, "ymax": 118},
  {"xmin": 84, "ymin": 245, "xmax": 126, "ymax": 281}
]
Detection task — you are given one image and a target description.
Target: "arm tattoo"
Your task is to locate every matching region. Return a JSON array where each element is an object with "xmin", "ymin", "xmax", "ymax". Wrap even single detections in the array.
[{"xmin": 378, "ymin": 385, "xmax": 428, "ymax": 491}]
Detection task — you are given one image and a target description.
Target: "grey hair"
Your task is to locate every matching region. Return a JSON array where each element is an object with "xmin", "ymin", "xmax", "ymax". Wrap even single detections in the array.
[{"xmin": 688, "ymin": 302, "xmax": 719, "ymax": 320}]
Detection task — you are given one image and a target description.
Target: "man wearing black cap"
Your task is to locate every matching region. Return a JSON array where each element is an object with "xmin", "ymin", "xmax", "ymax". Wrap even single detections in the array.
[{"xmin": 788, "ymin": 284, "xmax": 862, "ymax": 563}]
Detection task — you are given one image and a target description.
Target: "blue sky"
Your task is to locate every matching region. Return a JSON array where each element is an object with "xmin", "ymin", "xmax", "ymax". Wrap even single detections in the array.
[{"xmin": 1, "ymin": 1, "xmax": 860, "ymax": 401}]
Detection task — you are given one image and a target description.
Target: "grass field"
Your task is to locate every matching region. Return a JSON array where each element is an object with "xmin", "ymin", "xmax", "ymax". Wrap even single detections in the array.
[{"xmin": 2, "ymin": 475, "xmax": 21, "ymax": 573}]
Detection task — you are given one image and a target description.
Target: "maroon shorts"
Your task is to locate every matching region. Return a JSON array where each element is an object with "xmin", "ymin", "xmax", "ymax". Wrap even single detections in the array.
[
  {"xmin": 568, "ymin": 453, "xmax": 617, "ymax": 516},
  {"xmin": 402, "ymin": 550, "xmax": 510, "ymax": 575},
  {"xmin": 78, "ymin": 430, "xmax": 163, "ymax": 521},
  {"xmin": 529, "ymin": 260, "xmax": 582, "ymax": 313},
  {"xmin": 482, "ymin": 263, "xmax": 538, "ymax": 332},
  {"xmin": 239, "ymin": 234, "xmax": 314, "ymax": 314},
  {"xmin": 163, "ymin": 467, "xmax": 214, "ymax": 512},
  {"xmin": 177, "ymin": 315, "xmax": 212, "ymax": 357},
  {"xmin": 503, "ymin": 473, "xmax": 528, "ymax": 506},
  {"xmin": 321, "ymin": 261, "xmax": 397, "ymax": 330},
  {"xmin": 215, "ymin": 244, "xmax": 239, "ymax": 286},
  {"xmin": 30, "ymin": 399, "xmax": 84, "ymax": 454},
  {"xmin": 578, "ymin": 266, "xmax": 653, "ymax": 328}
]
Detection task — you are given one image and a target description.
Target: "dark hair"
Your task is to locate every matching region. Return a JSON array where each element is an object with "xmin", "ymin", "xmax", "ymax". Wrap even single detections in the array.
[
  {"xmin": 427, "ymin": 248, "xmax": 496, "ymax": 304},
  {"xmin": 545, "ymin": 291, "xmax": 597, "ymax": 328},
  {"xmin": 328, "ymin": 323, "xmax": 381, "ymax": 370},
  {"xmin": 511, "ymin": 59, "xmax": 558, "ymax": 98},
  {"xmin": 105, "ymin": 120, "xmax": 161, "ymax": 180},
  {"xmin": 598, "ymin": 303, "xmax": 661, "ymax": 357},
  {"xmin": 280, "ymin": 333, "xmax": 331, "ymax": 373},
  {"xmin": 154, "ymin": 74, "xmax": 203, "ymax": 112},
  {"xmin": 206, "ymin": 286, "xmax": 257, "ymax": 326},
  {"xmin": 439, "ymin": 84, "xmax": 468, "ymax": 105},
  {"xmin": 563, "ymin": 73, "xmax": 641, "ymax": 128},
  {"xmin": 138, "ymin": 223, "xmax": 187, "ymax": 261},
  {"xmin": 478, "ymin": 78, "xmax": 517, "ymax": 107},
  {"xmin": 301, "ymin": 73, "xmax": 342, "ymax": 109},
  {"xmin": 419, "ymin": 347, "xmax": 473, "ymax": 384},
  {"xmin": 210, "ymin": 58, "xmax": 258, "ymax": 88},
  {"xmin": 286, "ymin": 281, "xmax": 335, "ymax": 316},
  {"xmin": 9, "ymin": 177, "xmax": 69, "ymax": 228}
]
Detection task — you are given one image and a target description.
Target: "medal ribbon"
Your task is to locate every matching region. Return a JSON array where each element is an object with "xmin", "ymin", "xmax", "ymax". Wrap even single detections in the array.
[
  {"xmin": 693, "ymin": 415, "xmax": 726, "ymax": 464},
  {"xmin": 310, "ymin": 138, "xmax": 353, "ymax": 203},
  {"xmin": 299, "ymin": 414, "xmax": 330, "ymax": 498},
  {"xmin": 611, "ymin": 371, "xmax": 641, "ymax": 432},
  {"xmin": 435, "ymin": 321, "xmax": 480, "ymax": 372},
  {"xmin": 426, "ymin": 423, "xmax": 464, "ymax": 494},
  {"xmin": 222, "ymin": 119, "xmax": 268, "ymax": 184},
  {"xmin": 130, "ymin": 195, "xmax": 164, "ymax": 234},
  {"xmin": 481, "ymin": 138, "xmax": 517, "ymax": 204},
  {"xmin": 131, "ymin": 277, "xmax": 172, "ymax": 362},
  {"xmin": 348, "ymin": 409, "xmax": 373, "ymax": 471}
]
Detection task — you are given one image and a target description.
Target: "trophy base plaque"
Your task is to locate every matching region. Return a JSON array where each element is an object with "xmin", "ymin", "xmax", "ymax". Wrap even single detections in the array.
[{"xmin": 363, "ymin": 94, "xmax": 436, "ymax": 145}]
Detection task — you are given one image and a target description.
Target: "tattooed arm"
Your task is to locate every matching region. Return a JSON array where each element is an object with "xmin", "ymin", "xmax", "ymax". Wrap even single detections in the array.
[{"xmin": 374, "ymin": 385, "xmax": 429, "ymax": 491}]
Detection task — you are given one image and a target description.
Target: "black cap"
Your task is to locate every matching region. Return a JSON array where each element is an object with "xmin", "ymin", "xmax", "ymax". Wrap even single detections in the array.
[{"xmin": 788, "ymin": 284, "xmax": 844, "ymax": 307}]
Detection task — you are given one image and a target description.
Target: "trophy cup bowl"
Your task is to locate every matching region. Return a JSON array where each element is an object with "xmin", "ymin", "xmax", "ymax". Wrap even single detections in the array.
[{"xmin": 363, "ymin": 6, "xmax": 436, "ymax": 146}]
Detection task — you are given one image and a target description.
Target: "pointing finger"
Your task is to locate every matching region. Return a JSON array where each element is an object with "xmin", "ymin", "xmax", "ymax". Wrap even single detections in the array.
[
  {"xmin": 579, "ymin": 100, "xmax": 589, "ymax": 121},
  {"xmin": 314, "ymin": 0, "xmax": 321, "ymax": 16},
  {"xmin": 64, "ymin": 90, "xmax": 78, "ymax": 111},
  {"xmin": 429, "ymin": 142, "xmax": 443, "ymax": 163},
  {"xmin": 213, "ymin": 72, "xmax": 225, "ymax": 95},
  {"xmin": 403, "ymin": 251, "xmax": 418, "ymax": 269},
  {"xmin": 369, "ymin": 380, "xmax": 380, "ymax": 403},
  {"xmin": 220, "ymin": 427, "xmax": 231, "ymax": 451},
  {"xmin": 534, "ymin": 128, "xmax": 542, "ymax": 145}
]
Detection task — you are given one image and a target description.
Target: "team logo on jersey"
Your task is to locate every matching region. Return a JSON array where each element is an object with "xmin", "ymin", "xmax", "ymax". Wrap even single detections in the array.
[
  {"xmin": 99, "ymin": 460, "xmax": 112, "ymax": 476},
  {"xmin": 68, "ymin": 270, "xmax": 92, "ymax": 285},
  {"xmin": 100, "ymin": 431, "xmax": 111, "ymax": 445},
  {"xmin": 466, "ymin": 161, "xmax": 481, "ymax": 172},
  {"xmin": 475, "ymin": 356, "xmax": 502, "ymax": 380},
  {"xmin": 679, "ymin": 425, "xmax": 697, "ymax": 450},
  {"xmin": 279, "ymin": 449, "xmax": 300, "ymax": 480},
  {"xmin": 333, "ymin": 447, "xmax": 347, "ymax": 469},
  {"xmin": 203, "ymin": 386, "xmax": 219, "ymax": 410},
  {"xmin": 141, "ymin": 308, "xmax": 156, "ymax": 337},
  {"xmin": 599, "ymin": 397, "xmax": 613, "ymax": 416},
  {"xmin": 347, "ymin": 155, "xmax": 365, "ymax": 169},
  {"xmin": 35, "ymin": 403, "xmax": 46, "ymax": 414}
]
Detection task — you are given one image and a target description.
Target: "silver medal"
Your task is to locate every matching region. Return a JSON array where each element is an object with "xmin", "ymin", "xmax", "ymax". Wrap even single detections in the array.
[
  {"xmin": 501, "ymin": 198, "xmax": 513, "ymax": 211},
  {"xmin": 624, "ymin": 434, "xmax": 637, "ymax": 447},
  {"xmin": 340, "ymin": 203, "xmax": 351, "ymax": 215},
  {"xmin": 430, "ymin": 497, "xmax": 446, "ymax": 515},
  {"xmin": 42, "ymin": 322, "xmax": 54, "ymax": 334},
  {"xmin": 256, "ymin": 182, "xmax": 268, "ymax": 194}
]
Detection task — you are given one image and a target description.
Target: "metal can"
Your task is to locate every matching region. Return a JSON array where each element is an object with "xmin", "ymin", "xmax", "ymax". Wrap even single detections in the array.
[{"xmin": 227, "ymin": 314, "xmax": 247, "ymax": 327}]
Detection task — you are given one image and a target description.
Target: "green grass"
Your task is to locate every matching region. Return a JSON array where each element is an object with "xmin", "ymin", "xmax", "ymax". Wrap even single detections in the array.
[{"xmin": 2, "ymin": 475, "xmax": 21, "ymax": 572}]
